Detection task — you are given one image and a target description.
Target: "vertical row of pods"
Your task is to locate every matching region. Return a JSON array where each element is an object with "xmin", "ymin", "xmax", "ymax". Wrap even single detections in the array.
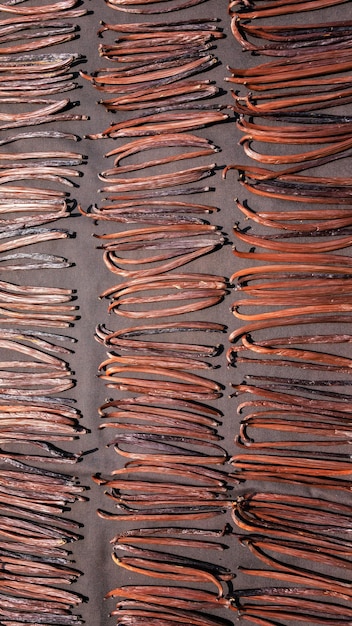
[
  {"xmin": 226, "ymin": 1, "xmax": 352, "ymax": 624},
  {"xmin": 0, "ymin": 0, "xmax": 89, "ymax": 623},
  {"xmin": 82, "ymin": 1, "xmax": 238, "ymax": 625}
]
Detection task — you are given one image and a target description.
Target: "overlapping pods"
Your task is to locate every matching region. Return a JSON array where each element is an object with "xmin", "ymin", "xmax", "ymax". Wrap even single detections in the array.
[
  {"xmin": 0, "ymin": 0, "xmax": 88, "ymax": 623},
  {"xmin": 225, "ymin": 1, "xmax": 352, "ymax": 623},
  {"xmin": 81, "ymin": 4, "xmax": 239, "ymax": 625}
]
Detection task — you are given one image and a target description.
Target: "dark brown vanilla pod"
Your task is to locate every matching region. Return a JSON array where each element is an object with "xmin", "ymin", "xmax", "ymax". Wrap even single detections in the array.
[
  {"xmin": 86, "ymin": 110, "xmax": 228, "ymax": 139},
  {"xmin": 236, "ymin": 117, "xmax": 352, "ymax": 145},
  {"xmin": 105, "ymin": 584, "xmax": 231, "ymax": 610},
  {"xmin": 102, "ymin": 185, "xmax": 213, "ymax": 201},
  {"xmin": 96, "ymin": 320, "xmax": 225, "ymax": 358},
  {"xmin": 94, "ymin": 223, "xmax": 222, "ymax": 249},
  {"xmin": 233, "ymin": 491, "xmax": 352, "ymax": 542},
  {"xmin": 81, "ymin": 56, "xmax": 218, "ymax": 92},
  {"xmin": 114, "ymin": 544, "xmax": 234, "ymax": 579},
  {"xmin": 109, "ymin": 432, "xmax": 227, "ymax": 464},
  {"xmin": 233, "ymin": 585, "xmax": 352, "ymax": 607},
  {"xmin": 113, "ymin": 535, "xmax": 228, "ymax": 551},
  {"xmin": 99, "ymin": 415, "xmax": 220, "ymax": 440},
  {"xmin": 233, "ymin": 17, "xmax": 352, "ymax": 43},
  {"xmin": 234, "ymin": 201, "xmax": 352, "ymax": 233},
  {"xmin": 100, "ymin": 273, "xmax": 227, "ymax": 319},
  {"xmin": 80, "ymin": 200, "xmax": 218, "ymax": 225},
  {"xmin": 111, "ymin": 461, "xmax": 238, "ymax": 487},
  {"xmin": 101, "ymin": 394, "xmax": 222, "ymax": 418},
  {"xmin": 236, "ymin": 416, "xmax": 352, "ymax": 449},
  {"xmin": 241, "ymin": 136, "xmax": 352, "ymax": 167},
  {"xmin": 235, "ymin": 534, "xmax": 352, "ymax": 595},
  {"xmin": 0, "ymin": 0, "xmax": 78, "ymax": 15},
  {"xmin": 236, "ymin": 603, "xmax": 352, "ymax": 625},
  {"xmin": 105, "ymin": 0, "xmax": 209, "ymax": 13},
  {"xmin": 98, "ymin": 164, "xmax": 216, "ymax": 193},
  {"xmin": 224, "ymin": 164, "xmax": 352, "ymax": 205},
  {"xmin": 238, "ymin": 534, "xmax": 352, "ymax": 571},
  {"xmin": 228, "ymin": 0, "xmax": 349, "ymax": 19},
  {"xmin": 226, "ymin": 53, "xmax": 352, "ymax": 86},
  {"xmin": 233, "ymin": 89, "xmax": 352, "ymax": 115},
  {"xmin": 102, "ymin": 246, "xmax": 220, "ymax": 277},
  {"xmin": 111, "ymin": 544, "xmax": 233, "ymax": 597},
  {"xmin": 98, "ymin": 506, "xmax": 228, "ymax": 523},
  {"xmin": 98, "ymin": 358, "xmax": 223, "ymax": 390},
  {"xmin": 231, "ymin": 382, "xmax": 352, "ymax": 415},
  {"xmin": 230, "ymin": 16, "xmax": 352, "ymax": 56},
  {"xmin": 101, "ymin": 150, "xmax": 218, "ymax": 177},
  {"xmin": 98, "ymin": 18, "xmax": 221, "ymax": 34},
  {"xmin": 108, "ymin": 603, "xmax": 234, "ymax": 626},
  {"xmin": 228, "ymin": 332, "xmax": 352, "ymax": 371},
  {"xmin": 111, "ymin": 555, "xmax": 227, "ymax": 598},
  {"xmin": 103, "ymin": 133, "xmax": 218, "ymax": 169},
  {"xmin": 100, "ymin": 84, "xmax": 220, "ymax": 111},
  {"xmin": 114, "ymin": 525, "xmax": 231, "ymax": 539}
]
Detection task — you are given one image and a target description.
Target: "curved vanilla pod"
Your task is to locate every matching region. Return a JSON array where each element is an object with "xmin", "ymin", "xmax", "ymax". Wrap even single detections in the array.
[
  {"xmin": 0, "ymin": 31, "xmax": 77, "ymax": 57},
  {"xmin": 100, "ymin": 394, "xmax": 222, "ymax": 418},
  {"xmin": 232, "ymin": 17, "xmax": 352, "ymax": 43},
  {"xmin": 94, "ymin": 223, "xmax": 222, "ymax": 249},
  {"xmin": 231, "ymin": 382, "xmax": 352, "ymax": 415},
  {"xmin": 0, "ymin": 227, "xmax": 73, "ymax": 254},
  {"xmin": 237, "ymin": 413, "xmax": 352, "ymax": 449},
  {"xmin": 98, "ymin": 361, "xmax": 222, "ymax": 400},
  {"xmin": 97, "ymin": 223, "xmax": 223, "ymax": 276},
  {"xmin": 109, "ymin": 432, "xmax": 227, "ymax": 465},
  {"xmin": 112, "ymin": 460, "xmax": 238, "ymax": 486},
  {"xmin": 99, "ymin": 396, "xmax": 222, "ymax": 429},
  {"xmin": 235, "ymin": 535, "xmax": 352, "ymax": 601},
  {"xmin": 0, "ymin": 252, "xmax": 71, "ymax": 271},
  {"xmin": 98, "ymin": 163, "xmax": 216, "ymax": 193},
  {"xmin": 230, "ymin": 453, "xmax": 352, "ymax": 491},
  {"xmin": 241, "ymin": 136, "xmax": 352, "ymax": 166},
  {"xmin": 98, "ymin": 17, "xmax": 221, "ymax": 34},
  {"xmin": 99, "ymin": 408, "xmax": 220, "ymax": 437},
  {"xmin": 81, "ymin": 55, "xmax": 217, "ymax": 91},
  {"xmin": 230, "ymin": 16, "xmax": 352, "ymax": 56},
  {"xmin": 108, "ymin": 604, "xmax": 234, "ymax": 626},
  {"xmin": 114, "ymin": 543, "xmax": 233, "ymax": 579},
  {"xmin": 228, "ymin": 332, "xmax": 352, "ymax": 372},
  {"xmin": 86, "ymin": 110, "xmax": 228, "ymax": 139},
  {"xmin": 96, "ymin": 321, "xmax": 225, "ymax": 358},
  {"xmin": 102, "ymin": 246, "xmax": 219, "ymax": 277},
  {"xmin": 0, "ymin": 0, "xmax": 79, "ymax": 14},
  {"xmin": 100, "ymin": 83, "xmax": 220, "ymax": 111},
  {"xmin": 100, "ymin": 273, "xmax": 227, "ymax": 319},
  {"xmin": 106, "ymin": 0, "xmax": 209, "ymax": 14},
  {"xmin": 98, "ymin": 504, "xmax": 228, "ymax": 522},
  {"xmin": 80, "ymin": 200, "xmax": 218, "ymax": 225},
  {"xmin": 224, "ymin": 164, "xmax": 352, "ymax": 204},
  {"xmin": 235, "ymin": 200, "xmax": 352, "ymax": 233},
  {"xmin": 228, "ymin": 0, "xmax": 349, "ymax": 19},
  {"xmin": 113, "ymin": 535, "xmax": 227, "ymax": 551},
  {"xmin": 236, "ymin": 116, "xmax": 352, "ymax": 144},
  {"xmin": 111, "ymin": 544, "xmax": 233, "ymax": 597},
  {"xmin": 105, "ymin": 133, "xmax": 218, "ymax": 167},
  {"xmin": 105, "ymin": 583, "xmax": 230, "ymax": 610},
  {"xmin": 233, "ymin": 88, "xmax": 352, "ymax": 114}
]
